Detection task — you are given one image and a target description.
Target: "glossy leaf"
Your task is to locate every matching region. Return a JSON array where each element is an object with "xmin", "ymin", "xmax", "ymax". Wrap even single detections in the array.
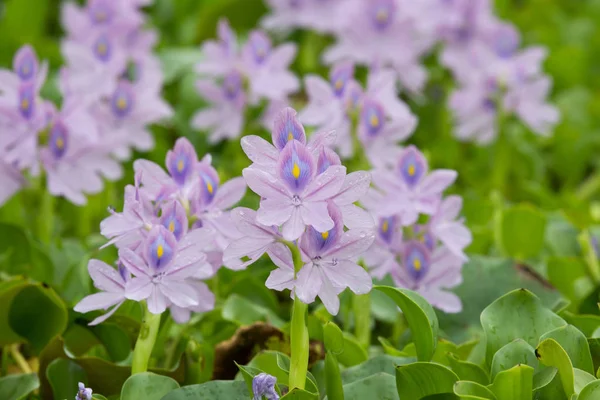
[
  {"xmin": 375, "ymin": 285, "xmax": 439, "ymax": 361},
  {"xmin": 447, "ymin": 353, "xmax": 490, "ymax": 385},
  {"xmin": 490, "ymin": 339, "xmax": 539, "ymax": 380},
  {"xmin": 536, "ymin": 338, "xmax": 575, "ymax": 397},
  {"xmin": 120, "ymin": 373, "xmax": 179, "ymax": 400},
  {"xmin": 46, "ymin": 358, "xmax": 87, "ymax": 400},
  {"xmin": 480, "ymin": 289, "xmax": 566, "ymax": 362},
  {"xmin": 333, "ymin": 373, "xmax": 399, "ymax": 400},
  {"xmin": 160, "ymin": 380, "xmax": 249, "ymax": 400},
  {"xmin": 341, "ymin": 355, "xmax": 413, "ymax": 385},
  {"xmin": 396, "ymin": 362, "xmax": 459, "ymax": 400},
  {"xmin": 453, "ymin": 381, "xmax": 496, "ymax": 400},
  {"xmin": 323, "ymin": 321, "xmax": 344, "ymax": 355},
  {"xmin": 495, "ymin": 205, "xmax": 547, "ymax": 260},
  {"xmin": 540, "ymin": 325, "xmax": 594, "ymax": 374},
  {"xmin": 0, "ymin": 373, "xmax": 39, "ymax": 400},
  {"xmin": 488, "ymin": 364, "xmax": 534, "ymax": 400},
  {"xmin": 579, "ymin": 380, "xmax": 600, "ymax": 399}
]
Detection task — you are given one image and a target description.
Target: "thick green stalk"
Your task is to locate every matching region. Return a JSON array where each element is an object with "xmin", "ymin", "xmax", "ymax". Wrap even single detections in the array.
[
  {"xmin": 131, "ymin": 304, "xmax": 161, "ymax": 374},
  {"xmin": 352, "ymin": 293, "xmax": 371, "ymax": 348},
  {"xmin": 281, "ymin": 240, "xmax": 310, "ymax": 390},
  {"xmin": 289, "ymin": 296, "xmax": 309, "ymax": 390},
  {"xmin": 324, "ymin": 350, "xmax": 344, "ymax": 400},
  {"xmin": 38, "ymin": 189, "xmax": 54, "ymax": 245}
]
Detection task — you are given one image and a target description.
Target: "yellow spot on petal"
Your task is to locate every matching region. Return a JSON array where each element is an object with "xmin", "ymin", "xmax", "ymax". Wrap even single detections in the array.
[
  {"xmin": 97, "ymin": 43, "xmax": 107, "ymax": 55},
  {"xmin": 287, "ymin": 131, "xmax": 294, "ymax": 141},
  {"xmin": 321, "ymin": 231, "xmax": 329, "ymax": 240},
  {"xmin": 168, "ymin": 221, "xmax": 175, "ymax": 232},
  {"xmin": 335, "ymin": 79, "xmax": 343, "ymax": 91},
  {"xmin": 177, "ymin": 159, "xmax": 184, "ymax": 172},
  {"xmin": 413, "ymin": 258, "xmax": 421, "ymax": 271},
  {"xmin": 370, "ymin": 114, "xmax": 379, "ymax": 128},
  {"xmin": 206, "ymin": 181, "xmax": 214, "ymax": 194},
  {"xmin": 292, "ymin": 163, "xmax": 301, "ymax": 179},
  {"xmin": 408, "ymin": 164, "xmax": 415, "ymax": 176},
  {"xmin": 157, "ymin": 244, "xmax": 164, "ymax": 259},
  {"xmin": 117, "ymin": 97, "xmax": 127, "ymax": 110},
  {"xmin": 382, "ymin": 220, "xmax": 389, "ymax": 233},
  {"xmin": 20, "ymin": 98, "xmax": 29, "ymax": 111},
  {"xmin": 376, "ymin": 9, "xmax": 388, "ymax": 22},
  {"xmin": 56, "ymin": 137, "xmax": 64, "ymax": 149}
]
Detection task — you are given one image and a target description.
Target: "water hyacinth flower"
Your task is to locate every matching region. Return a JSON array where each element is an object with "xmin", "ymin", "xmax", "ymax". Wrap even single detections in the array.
[
  {"xmin": 370, "ymin": 145, "xmax": 457, "ymax": 224},
  {"xmin": 196, "ymin": 19, "xmax": 238, "ymax": 77},
  {"xmin": 427, "ymin": 195, "xmax": 472, "ymax": 260},
  {"xmin": 75, "ymin": 382, "xmax": 93, "ymax": 400},
  {"xmin": 265, "ymin": 203, "xmax": 375, "ymax": 315},
  {"xmin": 392, "ymin": 241, "xmax": 463, "ymax": 313},
  {"xmin": 323, "ymin": 0, "xmax": 430, "ymax": 94},
  {"xmin": 121, "ymin": 226, "xmax": 213, "ymax": 314},
  {"xmin": 240, "ymin": 30, "xmax": 299, "ymax": 101},
  {"xmin": 61, "ymin": 0, "xmax": 145, "ymax": 39},
  {"xmin": 0, "ymin": 158, "xmax": 25, "ymax": 206},
  {"xmin": 253, "ymin": 372, "xmax": 280, "ymax": 400},
  {"xmin": 74, "ymin": 260, "xmax": 129, "ymax": 325},
  {"xmin": 191, "ymin": 72, "xmax": 247, "ymax": 143}
]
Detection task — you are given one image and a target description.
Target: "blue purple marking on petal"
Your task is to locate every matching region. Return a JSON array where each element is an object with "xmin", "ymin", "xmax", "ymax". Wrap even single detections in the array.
[
  {"xmin": 249, "ymin": 31, "xmax": 272, "ymax": 64},
  {"xmin": 117, "ymin": 261, "xmax": 129, "ymax": 282},
  {"xmin": 111, "ymin": 82, "xmax": 135, "ymax": 118},
  {"xmin": 18, "ymin": 83, "xmax": 35, "ymax": 120},
  {"xmin": 15, "ymin": 50, "xmax": 35, "ymax": 81},
  {"xmin": 49, "ymin": 121, "xmax": 68, "ymax": 159},
  {"xmin": 360, "ymin": 98, "xmax": 385, "ymax": 137},
  {"xmin": 199, "ymin": 171, "xmax": 218, "ymax": 204},
  {"xmin": 93, "ymin": 34, "xmax": 112, "ymax": 62},
  {"xmin": 160, "ymin": 203, "xmax": 187, "ymax": 241},
  {"xmin": 148, "ymin": 229, "xmax": 176, "ymax": 270},
  {"xmin": 378, "ymin": 216, "xmax": 396, "ymax": 244},
  {"xmin": 403, "ymin": 241, "xmax": 430, "ymax": 282},
  {"xmin": 222, "ymin": 71, "xmax": 243, "ymax": 100},
  {"xmin": 317, "ymin": 146, "xmax": 341, "ymax": 175},
  {"xmin": 398, "ymin": 147, "xmax": 425, "ymax": 187},
  {"xmin": 329, "ymin": 62, "xmax": 354, "ymax": 97},
  {"xmin": 370, "ymin": 0, "xmax": 396, "ymax": 31},
  {"xmin": 280, "ymin": 140, "xmax": 313, "ymax": 193},
  {"xmin": 89, "ymin": 0, "xmax": 112, "ymax": 24},
  {"xmin": 168, "ymin": 153, "xmax": 191, "ymax": 186}
]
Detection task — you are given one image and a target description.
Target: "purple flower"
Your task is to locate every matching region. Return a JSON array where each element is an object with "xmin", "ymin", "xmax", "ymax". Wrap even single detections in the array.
[
  {"xmin": 76, "ymin": 382, "xmax": 93, "ymax": 400},
  {"xmin": 61, "ymin": 0, "xmax": 144, "ymax": 39},
  {"xmin": 261, "ymin": 0, "xmax": 357, "ymax": 35},
  {"xmin": 371, "ymin": 145, "xmax": 457, "ymax": 224},
  {"xmin": 252, "ymin": 372, "xmax": 279, "ymax": 400},
  {"xmin": 223, "ymin": 207, "xmax": 282, "ymax": 270},
  {"xmin": 241, "ymin": 30, "xmax": 299, "ymax": 101},
  {"xmin": 74, "ymin": 260, "xmax": 129, "ymax": 325},
  {"xmin": 169, "ymin": 280, "xmax": 215, "ymax": 323},
  {"xmin": 40, "ymin": 99, "xmax": 122, "ymax": 205},
  {"xmin": 196, "ymin": 19, "xmax": 238, "ymax": 77},
  {"xmin": 243, "ymin": 138, "xmax": 346, "ymax": 241},
  {"xmin": 323, "ymin": 0, "xmax": 430, "ymax": 94},
  {"xmin": 121, "ymin": 226, "xmax": 213, "ymax": 314},
  {"xmin": 362, "ymin": 214, "xmax": 403, "ymax": 280},
  {"xmin": 265, "ymin": 203, "xmax": 374, "ymax": 315},
  {"xmin": 391, "ymin": 241, "xmax": 463, "ymax": 313},
  {"xmin": 191, "ymin": 73, "xmax": 247, "ymax": 143},
  {"xmin": 427, "ymin": 195, "xmax": 472, "ymax": 260}
]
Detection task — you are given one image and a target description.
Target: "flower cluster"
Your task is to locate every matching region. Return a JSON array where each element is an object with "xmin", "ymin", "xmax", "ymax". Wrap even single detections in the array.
[
  {"xmin": 262, "ymin": 0, "xmax": 559, "ymax": 147},
  {"xmin": 76, "ymin": 382, "xmax": 93, "ymax": 400},
  {"xmin": 0, "ymin": 0, "xmax": 171, "ymax": 207},
  {"xmin": 362, "ymin": 145, "xmax": 471, "ymax": 312},
  {"xmin": 224, "ymin": 107, "xmax": 375, "ymax": 315},
  {"xmin": 75, "ymin": 138, "xmax": 246, "ymax": 324},
  {"xmin": 191, "ymin": 19, "xmax": 299, "ymax": 143},
  {"xmin": 300, "ymin": 61, "xmax": 416, "ymax": 165},
  {"xmin": 253, "ymin": 373, "xmax": 280, "ymax": 400}
]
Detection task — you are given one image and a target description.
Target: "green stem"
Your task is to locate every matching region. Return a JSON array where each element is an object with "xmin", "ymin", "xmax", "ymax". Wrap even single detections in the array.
[
  {"xmin": 353, "ymin": 293, "xmax": 371, "ymax": 348},
  {"xmin": 38, "ymin": 184, "xmax": 54, "ymax": 245},
  {"xmin": 9, "ymin": 344, "xmax": 31, "ymax": 374},
  {"xmin": 281, "ymin": 240, "xmax": 310, "ymax": 390},
  {"xmin": 131, "ymin": 304, "xmax": 162, "ymax": 374},
  {"xmin": 289, "ymin": 295, "xmax": 309, "ymax": 390},
  {"xmin": 324, "ymin": 351, "xmax": 344, "ymax": 400},
  {"xmin": 491, "ymin": 116, "xmax": 510, "ymax": 195},
  {"xmin": 577, "ymin": 171, "xmax": 600, "ymax": 201}
]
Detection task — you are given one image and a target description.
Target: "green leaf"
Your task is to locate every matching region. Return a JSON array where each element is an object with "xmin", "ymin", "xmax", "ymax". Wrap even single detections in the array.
[
  {"xmin": 324, "ymin": 351, "xmax": 344, "ymax": 400},
  {"xmin": 282, "ymin": 388, "xmax": 319, "ymax": 399},
  {"xmin": 374, "ymin": 285, "xmax": 439, "ymax": 361},
  {"xmin": 488, "ymin": 364, "xmax": 534, "ymax": 400},
  {"xmin": 323, "ymin": 322, "xmax": 344, "ymax": 355},
  {"xmin": 490, "ymin": 339, "xmax": 539, "ymax": 380},
  {"xmin": 378, "ymin": 337, "xmax": 405, "ymax": 357},
  {"xmin": 579, "ymin": 380, "xmax": 600, "ymax": 399},
  {"xmin": 395, "ymin": 362, "xmax": 459, "ymax": 400},
  {"xmin": 0, "ymin": 373, "xmax": 39, "ymax": 400},
  {"xmin": 222, "ymin": 294, "xmax": 285, "ymax": 327},
  {"xmin": 46, "ymin": 359, "xmax": 87, "ymax": 400},
  {"xmin": 160, "ymin": 380, "xmax": 249, "ymax": 400},
  {"xmin": 480, "ymin": 289, "xmax": 566, "ymax": 363},
  {"xmin": 235, "ymin": 362, "xmax": 261, "ymax": 394},
  {"xmin": 574, "ymin": 368, "xmax": 596, "ymax": 394},
  {"xmin": 120, "ymin": 373, "xmax": 179, "ymax": 400},
  {"xmin": 536, "ymin": 338, "xmax": 575, "ymax": 397},
  {"xmin": 447, "ymin": 353, "xmax": 490, "ymax": 385},
  {"xmin": 540, "ymin": 325, "xmax": 594, "ymax": 374},
  {"xmin": 453, "ymin": 381, "xmax": 497, "ymax": 400},
  {"xmin": 246, "ymin": 351, "xmax": 318, "ymax": 394},
  {"xmin": 495, "ymin": 204, "xmax": 547, "ymax": 260},
  {"xmin": 332, "ymin": 373, "xmax": 399, "ymax": 400},
  {"xmin": 562, "ymin": 312, "xmax": 600, "ymax": 338},
  {"xmin": 337, "ymin": 333, "xmax": 368, "ymax": 367},
  {"xmin": 158, "ymin": 48, "xmax": 203, "ymax": 84},
  {"xmin": 547, "ymin": 257, "xmax": 594, "ymax": 310},
  {"xmin": 341, "ymin": 355, "xmax": 414, "ymax": 384}
]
